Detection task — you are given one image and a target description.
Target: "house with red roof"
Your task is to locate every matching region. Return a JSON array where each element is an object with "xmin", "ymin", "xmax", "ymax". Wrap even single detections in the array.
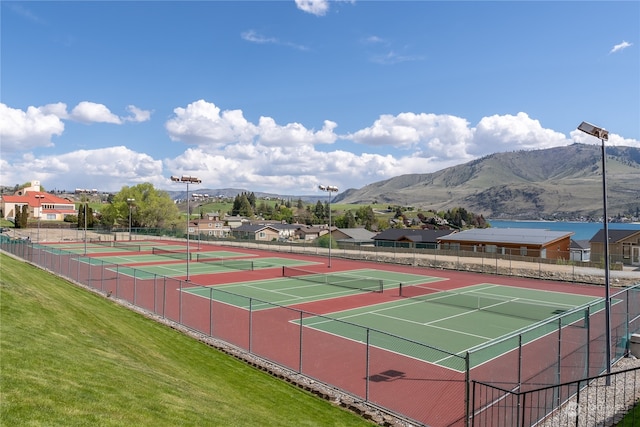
[{"xmin": 1, "ymin": 180, "xmax": 77, "ymax": 222}]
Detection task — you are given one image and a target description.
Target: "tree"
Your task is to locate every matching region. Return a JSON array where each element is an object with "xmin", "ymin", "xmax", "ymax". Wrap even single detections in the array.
[
  {"xmin": 14, "ymin": 205, "xmax": 22, "ymax": 228},
  {"xmin": 314, "ymin": 201, "xmax": 325, "ymax": 222},
  {"xmin": 99, "ymin": 183, "xmax": 181, "ymax": 229},
  {"xmin": 20, "ymin": 205, "xmax": 29, "ymax": 228},
  {"xmin": 355, "ymin": 206, "xmax": 375, "ymax": 230}
]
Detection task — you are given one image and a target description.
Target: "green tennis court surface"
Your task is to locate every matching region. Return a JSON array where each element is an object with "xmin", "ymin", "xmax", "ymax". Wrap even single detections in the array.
[
  {"xmin": 184, "ymin": 269, "xmax": 437, "ymax": 309},
  {"xmin": 88, "ymin": 250, "xmax": 253, "ymax": 265},
  {"xmin": 298, "ymin": 283, "xmax": 603, "ymax": 370},
  {"xmin": 102, "ymin": 257, "xmax": 318, "ymax": 279}
]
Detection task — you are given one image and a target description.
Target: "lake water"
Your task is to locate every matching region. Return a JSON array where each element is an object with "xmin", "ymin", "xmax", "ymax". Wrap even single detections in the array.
[{"xmin": 487, "ymin": 220, "xmax": 640, "ymax": 241}]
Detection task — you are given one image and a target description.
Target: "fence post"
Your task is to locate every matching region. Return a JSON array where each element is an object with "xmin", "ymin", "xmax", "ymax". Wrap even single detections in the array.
[
  {"xmin": 248, "ymin": 298, "xmax": 253, "ymax": 353},
  {"xmin": 465, "ymin": 352, "xmax": 470, "ymax": 427},
  {"xmin": 209, "ymin": 287, "xmax": 213, "ymax": 337},
  {"xmin": 365, "ymin": 328, "xmax": 370, "ymax": 402},
  {"xmin": 298, "ymin": 311, "xmax": 303, "ymax": 373}
]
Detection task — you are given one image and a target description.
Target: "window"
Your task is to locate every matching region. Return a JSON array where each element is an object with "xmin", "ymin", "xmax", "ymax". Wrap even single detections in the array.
[
  {"xmin": 623, "ymin": 244, "xmax": 630, "ymax": 259},
  {"xmin": 520, "ymin": 247, "xmax": 528, "ymax": 256}
]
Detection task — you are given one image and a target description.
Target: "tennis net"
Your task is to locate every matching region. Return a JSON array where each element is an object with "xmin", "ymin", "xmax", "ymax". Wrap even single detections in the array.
[
  {"xmin": 152, "ymin": 247, "xmax": 191, "ymax": 260},
  {"xmin": 196, "ymin": 254, "xmax": 254, "ymax": 271},
  {"xmin": 399, "ymin": 284, "xmax": 571, "ymax": 322},
  {"xmin": 282, "ymin": 266, "xmax": 383, "ymax": 293},
  {"xmin": 90, "ymin": 238, "xmax": 112, "ymax": 247},
  {"xmin": 112, "ymin": 242, "xmax": 141, "ymax": 252}
]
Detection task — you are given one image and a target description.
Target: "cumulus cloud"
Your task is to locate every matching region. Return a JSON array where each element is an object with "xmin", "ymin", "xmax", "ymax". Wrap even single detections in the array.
[
  {"xmin": 2, "ymin": 146, "xmax": 164, "ymax": 191},
  {"xmin": 1, "ymin": 102, "xmax": 152, "ymax": 154},
  {"xmin": 610, "ymin": 41, "xmax": 632, "ymax": 54},
  {"xmin": 165, "ymin": 99, "xmax": 337, "ymax": 148},
  {"xmin": 295, "ymin": 0, "xmax": 329, "ymax": 16},
  {"xmin": 124, "ymin": 105, "xmax": 152, "ymax": 122},
  {"xmin": 0, "ymin": 103, "xmax": 64, "ymax": 151},
  {"xmin": 472, "ymin": 112, "xmax": 569, "ymax": 155},
  {"xmin": 70, "ymin": 101, "xmax": 122, "ymax": 124}
]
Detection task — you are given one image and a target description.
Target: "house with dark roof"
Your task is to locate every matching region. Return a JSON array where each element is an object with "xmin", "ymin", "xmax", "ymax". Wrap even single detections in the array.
[
  {"xmin": 570, "ymin": 239, "xmax": 591, "ymax": 262},
  {"xmin": 589, "ymin": 229, "xmax": 640, "ymax": 266},
  {"xmin": 294, "ymin": 225, "xmax": 331, "ymax": 241},
  {"xmin": 330, "ymin": 228, "xmax": 376, "ymax": 247},
  {"xmin": 438, "ymin": 228, "xmax": 573, "ymax": 260},
  {"xmin": 373, "ymin": 228, "xmax": 454, "ymax": 249}
]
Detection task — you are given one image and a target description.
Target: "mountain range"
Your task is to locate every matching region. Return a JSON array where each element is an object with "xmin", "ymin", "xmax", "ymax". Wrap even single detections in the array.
[
  {"xmin": 170, "ymin": 144, "xmax": 640, "ymax": 220},
  {"xmin": 332, "ymin": 143, "xmax": 640, "ymax": 219}
]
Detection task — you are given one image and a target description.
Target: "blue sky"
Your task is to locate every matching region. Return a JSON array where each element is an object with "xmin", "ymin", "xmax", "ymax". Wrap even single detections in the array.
[{"xmin": 1, "ymin": 1, "xmax": 639, "ymax": 196}]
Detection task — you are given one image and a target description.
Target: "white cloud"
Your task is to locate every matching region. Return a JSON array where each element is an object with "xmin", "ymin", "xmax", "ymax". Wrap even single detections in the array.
[
  {"xmin": 124, "ymin": 105, "xmax": 152, "ymax": 122},
  {"xmin": 165, "ymin": 99, "xmax": 337, "ymax": 148},
  {"xmin": 472, "ymin": 112, "xmax": 569, "ymax": 155},
  {"xmin": 610, "ymin": 41, "xmax": 632, "ymax": 54},
  {"xmin": 1, "ymin": 146, "xmax": 164, "ymax": 191},
  {"xmin": 70, "ymin": 101, "xmax": 122, "ymax": 124},
  {"xmin": 295, "ymin": 0, "xmax": 329, "ymax": 17},
  {"xmin": 347, "ymin": 112, "xmax": 474, "ymax": 157},
  {"xmin": 165, "ymin": 100, "xmax": 259, "ymax": 146},
  {"xmin": 0, "ymin": 103, "xmax": 64, "ymax": 151},
  {"xmin": 241, "ymin": 30, "xmax": 278, "ymax": 44},
  {"xmin": 4, "ymin": 97, "xmax": 640, "ymax": 194},
  {"xmin": 241, "ymin": 30, "xmax": 309, "ymax": 51}
]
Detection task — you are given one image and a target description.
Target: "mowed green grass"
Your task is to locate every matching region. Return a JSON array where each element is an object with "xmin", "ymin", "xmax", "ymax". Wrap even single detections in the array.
[{"xmin": 0, "ymin": 253, "xmax": 374, "ymax": 427}]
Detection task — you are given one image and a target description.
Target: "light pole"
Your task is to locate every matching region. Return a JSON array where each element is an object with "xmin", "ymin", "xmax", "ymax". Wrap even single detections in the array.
[
  {"xmin": 35, "ymin": 194, "xmax": 45, "ymax": 243},
  {"xmin": 83, "ymin": 201, "xmax": 87, "ymax": 255},
  {"xmin": 171, "ymin": 175, "xmax": 201, "ymax": 281},
  {"xmin": 318, "ymin": 185, "xmax": 338, "ymax": 268},
  {"xmin": 127, "ymin": 198, "xmax": 135, "ymax": 241},
  {"xmin": 577, "ymin": 121, "xmax": 611, "ymax": 381}
]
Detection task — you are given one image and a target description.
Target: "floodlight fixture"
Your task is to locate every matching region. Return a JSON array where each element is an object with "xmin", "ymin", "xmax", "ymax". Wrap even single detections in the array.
[
  {"xmin": 577, "ymin": 120, "xmax": 611, "ymax": 382},
  {"xmin": 578, "ymin": 121, "xmax": 609, "ymax": 141}
]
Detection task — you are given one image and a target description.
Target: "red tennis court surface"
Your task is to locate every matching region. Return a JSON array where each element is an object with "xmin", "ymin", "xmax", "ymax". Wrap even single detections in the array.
[{"xmin": 13, "ymin": 240, "xmax": 626, "ymax": 427}]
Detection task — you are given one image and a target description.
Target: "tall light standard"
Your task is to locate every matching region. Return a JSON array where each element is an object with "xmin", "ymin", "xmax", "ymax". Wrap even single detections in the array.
[
  {"xmin": 577, "ymin": 121, "xmax": 611, "ymax": 381},
  {"xmin": 83, "ymin": 200, "xmax": 88, "ymax": 255},
  {"xmin": 127, "ymin": 198, "xmax": 135, "ymax": 241},
  {"xmin": 35, "ymin": 194, "xmax": 45, "ymax": 243},
  {"xmin": 171, "ymin": 175, "xmax": 201, "ymax": 281},
  {"xmin": 318, "ymin": 185, "xmax": 338, "ymax": 268}
]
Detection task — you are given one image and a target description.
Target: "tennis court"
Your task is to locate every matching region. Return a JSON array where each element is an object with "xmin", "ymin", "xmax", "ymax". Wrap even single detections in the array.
[
  {"xmin": 184, "ymin": 269, "xmax": 603, "ymax": 369},
  {"xmin": 100, "ymin": 256, "xmax": 317, "ymax": 279}
]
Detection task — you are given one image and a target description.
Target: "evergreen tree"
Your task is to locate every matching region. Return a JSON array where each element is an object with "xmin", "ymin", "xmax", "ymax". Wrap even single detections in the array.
[
  {"xmin": 314, "ymin": 201, "xmax": 325, "ymax": 222},
  {"xmin": 21, "ymin": 204, "xmax": 29, "ymax": 228},
  {"xmin": 14, "ymin": 206, "xmax": 22, "ymax": 228}
]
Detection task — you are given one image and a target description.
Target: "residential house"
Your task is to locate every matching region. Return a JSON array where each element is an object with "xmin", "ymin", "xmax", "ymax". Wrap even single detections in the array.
[
  {"xmin": 294, "ymin": 225, "xmax": 331, "ymax": 241},
  {"xmin": 331, "ymin": 228, "xmax": 376, "ymax": 247},
  {"xmin": 224, "ymin": 215, "xmax": 250, "ymax": 229},
  {"xmin": 373, "ymin": 229, "xmax": 454, "ymax": 249},
  {"xmin": 258, "ymin": 222, "xmax": 300, "ymax": 241},
  {"xmin": 438, "ymin": 228, "xmax": 573, "ymax": 260},
  {"xmin": 231, "ymin": 224, "xmax": 281, "ymax": 241},
  {"xmin": 191, "ymin": 212, "xmax": 230, "ymax": 238},
  {"xmin": 590, "ymin": 229, "xmax": 640, "ymax": 266},
  {"xmin": 1, "ymin": 180, "xmax": 76, "ymax": 222},
  {"xmin": 570, "ymin": 239, "xmax": 591, "ymax": 262}
]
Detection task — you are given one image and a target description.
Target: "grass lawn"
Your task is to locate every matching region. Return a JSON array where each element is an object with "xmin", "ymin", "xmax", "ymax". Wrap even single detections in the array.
[{"xmin": 0, "ymin": 253, "xmax": 374, "ymax": 426}]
